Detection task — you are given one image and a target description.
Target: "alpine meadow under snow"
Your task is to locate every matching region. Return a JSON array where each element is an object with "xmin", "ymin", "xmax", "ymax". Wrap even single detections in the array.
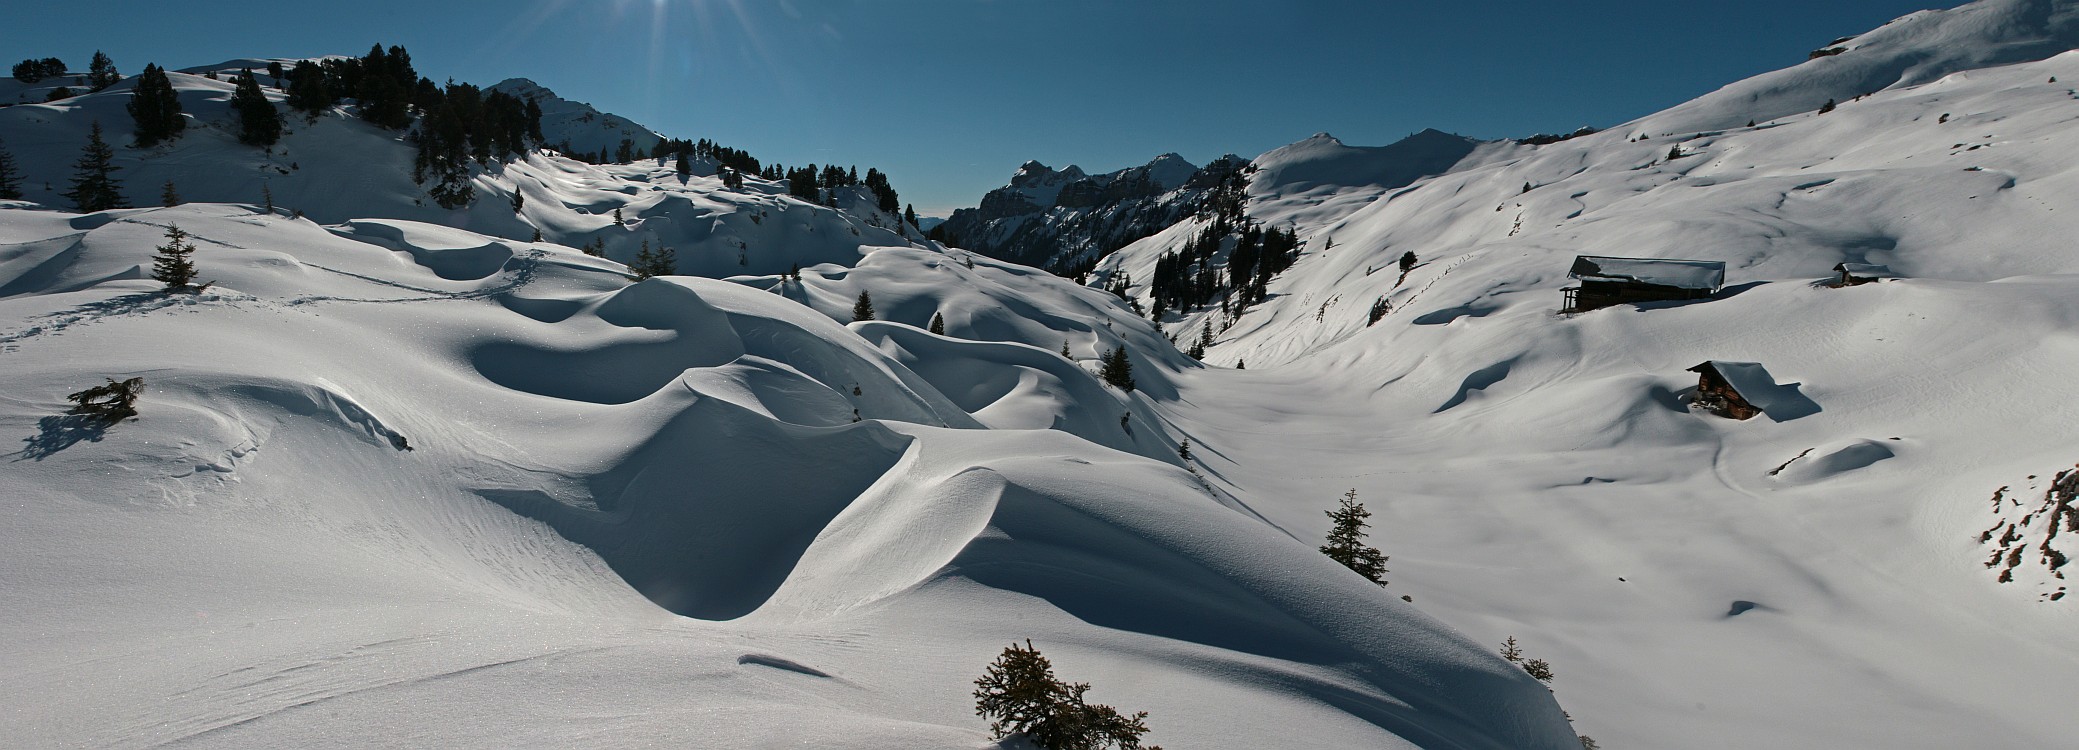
[{"xmin": 5, "ymin": 0, "xmax": 2079, "ymax": 748}]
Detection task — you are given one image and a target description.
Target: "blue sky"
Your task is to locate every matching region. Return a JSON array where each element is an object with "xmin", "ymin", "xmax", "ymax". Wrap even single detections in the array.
[{"xmin": 6, "ymin": 0, "xmax": 1941, "ymax": 215}]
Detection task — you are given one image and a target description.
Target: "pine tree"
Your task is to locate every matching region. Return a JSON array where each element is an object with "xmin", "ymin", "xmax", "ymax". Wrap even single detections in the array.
[
  {"xmin": 126, "ymin": 64, "xmax": 186, "ymax": 147},
  {"xmin": 66, "ymin": 377, "xmax": 144, "ymax": 425},
  {"xmin": 1061, "ymin": 341, "xmax": 1073, "ymax": 358},
  {"xmin": 261, "ymin": 182, "xmax": 274, "ymax": 214},
  {"xmin": 1399, "ymin": 251, "xmax": 1418, "ymax": 276},
  {"xmin": 973, "ymin": 640, "xmax": 1156, "ymax": 750},
  {"xmin": 0, "ymin": 136, "xmax": 22, "ymax": 200},
  {"xmin": 612, "ymin": 207, "xmax": 624, "ymax": 226},
  {"xmin": 928, "ymin": 312, "xmax": 945, "ymax": 335},
  {"xmin": 230, "ymin": 70, "xmax": 283, "ymax": 146},
  {"xmin": 86, "ymin": 51, "xmax": 119, "ymax": 91},
  {"xmin": 627, "ymin": 239, "xmax": 675, "ymax": 280},
  {"xmin": 1819, "ymin": 98, "xmax": 1837, "ymax": 114},
  {"xmin": 150, "ymin": 224, "xmax": 199, "ymax": 292},
  {"xmin": 904, "ymin": 203, "xmax": 918, "ymax": 227},
  {"xmin": 284, "ymin": 60, "xmax": 333, "ymax": 116},
  {"xmin": 675, "ymin": 151, "xmax": 691, "ymax": 177},
  {"xmin": 1099, "ymin": 346, "xmax": 1135, "ymax": 392},
  {"xmin": 1320, "ymin": 489, "xmax": 1388, "ymax": 585},
  {"xmin": 852, "ymin": 290, "xmax": 876, "ymax": 321},
  {"xmin": 160, "ymin": 180, "xmax": 179, "ymax": 206},
  {"xmin": 1177, "ymin": 439, "xmax": 1193, "ymax": 461},
  {"xmin": 63, "ymin": 121, "xmax": 125, "ymax": 212}
]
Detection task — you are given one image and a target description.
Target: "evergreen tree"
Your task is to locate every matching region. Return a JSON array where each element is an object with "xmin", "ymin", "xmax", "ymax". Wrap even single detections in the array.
[
  {"xmin": 1099, "ymin": 346, "xmax": 1135, "ymax": 392},
  {"xmin": 126, "ymin": 64, "xmax": 186, "ymax": 147},
  {"xmin": 612, "ymin": 207, "xmax": 625, "ymax": 226},
  {"xmin": 1320, "ymin": 489, "xmax": 1388, "ymax": 585},
  {"xmin": 1177, "ymin": 439, "xmax": 1193, "ymax": 461},
  {"xmin": 160, "ymin": 180, "xmax": 180, "ymax": 206},
  {"xmin": 973, "ymin": 640, "xmax": 1156, "ymax": 750},
  {"xmin": 928, "ymin": 312, "xmax": 945, "ymax": 335},
  {"xmin": 1061, "ymin": 341, "xmax": 1073, "ymax": 358},
  {"xmin": 284, "ymin": 60, "xmax": 333, "ymax": 116},
  {"xmin": 1819, "ymin": 98, "xmax": 1837, "ymax": 114},
  {"xmin": 675, "ymin": 151, "xmax": 691, "ymax": 177},
  {"xmin": 151, "ymin": 224, "xmax": 200, "ymax": 292},
  {"xmin": 0, "ymin": 137, "xmax": 22, "ymax": 201},
  {"xmin": 230, "ymin": 70, "xmax": 283, "ymax": 146},
  {"xmin": 852, "ymin": 290, "xmax": 876, "ymax": 321},
  {"xmin": 63, "ymin": 121, "xmax": 125, "ymax": 212},
  {"xmin": 627, "ymin": 239, "xmax": 675, "ymax": 280},
  {"xmin": 1399, "ymin": 251, "xmax": 1418, "ymax": 276},
  {"xmin": 904, "ymin": 203, "xmax": 918, "ymax": 226},
  {"xmin": 66, "ymin": 377, "xmax": 144, "ymax": 425},
  {"xmin": 86, "ymin": 51, "xmax": 119, "ymax": 91},
  {"xmin": 266, "ymin": 60, "xmax": 285, "ymax": 85}
]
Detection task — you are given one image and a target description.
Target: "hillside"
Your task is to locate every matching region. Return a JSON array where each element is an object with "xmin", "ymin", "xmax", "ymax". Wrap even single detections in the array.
[{"xmin": 1082, "ymin": 1, "xmax": 2079, "ymax": 746}]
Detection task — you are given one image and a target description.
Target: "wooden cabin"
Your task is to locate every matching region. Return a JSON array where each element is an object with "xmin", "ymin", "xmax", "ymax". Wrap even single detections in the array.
[
  {"xmin": 1686, "ymin": 361, "xmax": 1771, "ymax": 420},
  {"xmin": 1832, "ymin": 262, "xmax": 1895, "ymax": 287},
  {"xmin": 1563, "ymin": 256, "xmax": 1727, "ymax": 313}
]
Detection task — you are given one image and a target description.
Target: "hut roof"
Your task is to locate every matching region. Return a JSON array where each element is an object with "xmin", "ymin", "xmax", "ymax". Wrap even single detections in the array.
[
  {"xmin": 1569, "ymin": 256, "xmax": 1726, "ymax": 291},
  {"xmin": 1834, "ymin": 262, "xmax": 1897, "ymax": 278}
]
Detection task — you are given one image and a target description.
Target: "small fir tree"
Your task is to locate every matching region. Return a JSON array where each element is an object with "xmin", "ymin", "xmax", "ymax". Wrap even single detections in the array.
[
  {"xmin": 1819, "ymin": 98, "xmax": 1837, "ymax": 114},
  {"xmin": 150, "ymin": 224, "xmax": 199, "ymax": 292},
  {"xmin": 126, "ymin": 64, "xmax": 185, "ymax": 147},
  {"xmin": 230, "ymin": 70, "xmax": 283, "ymax": 146},
  {"xmin": 627, "ymin": 239, "xmax": 675, "ymax": 280},
  {"xmin": 160, "ymin": 180, "xmax": 180, "ymax": 207},
  {"xmin": 973, "ymin": 640, "xmax": 1157, "ymax": 750},
  {"xmin": 612, "ymin": 206, "xmax": 625, "ymax": 226},
  {"xmin": 0, "ymin": 136, "xmax": 22, "ymax": 200},
  {"xmin": 1399, "ymin": 251, "xmax": 1418, "ymax": 276},
  {"xmin": 1320, "ymin": 489, "xmax": 1388, "ymax": 585},
  {"xmin": 928, "ymin": 312, "xmax": 945, "ymax": 335},
  {"xmin": 1177, "ymin": 439, "xmax": 1193, "ymax": 461},
  {"xmin": 1099, "ymin": 346, "xmax": 1135, "ymax": 392},
  {"xmin": 852, "ymin": 290, "xmax": 876, "ymax": 321},
  {"xmin": 63, "ymin": 121, "xmax": 125, "ymax": 212},
  {"xmin": 86, "ymin": 51, "xmax": 119, "ymax": 91}
]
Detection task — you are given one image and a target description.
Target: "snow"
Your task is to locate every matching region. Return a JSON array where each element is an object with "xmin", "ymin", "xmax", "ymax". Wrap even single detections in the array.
[
  {"xmin": 10, "ymin": 1, "xmax": 2079, "ymax": 747},
  {"xmin": 1569, "ymin": 255, "xmax": 1727, "ymax": 291}
]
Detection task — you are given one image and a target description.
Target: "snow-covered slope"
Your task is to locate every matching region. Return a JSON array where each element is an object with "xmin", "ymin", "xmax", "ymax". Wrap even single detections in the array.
[
  {"xmin": 487, "ymin": 77, "xmax": 665, "ymax": 158},
  {"xmin": 0, "ymin": 65, "xmax": 927, "ymax": 276},
  {"xmin": 0, "ymin": 201, "xmax": 1579, "ymax": 748},
  {"xmin": 1079, "ymin": 3, "xmax": 2079, "ymax": 746}
]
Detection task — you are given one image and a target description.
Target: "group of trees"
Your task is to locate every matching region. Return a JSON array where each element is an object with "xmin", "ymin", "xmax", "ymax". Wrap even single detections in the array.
[
  {"xmin": 409, "ymin": 79, "xmax": 540, "ymax": 208},
  {"xmin": 766, "ymin": 162, "xmax": 904, "ymax": 215},
  {"xmin": 10, "ymin": 57, "xmax": 68, "ymax": 83},
  {"xmin": 1144, "ymin": 218, "xmax": 1298, "ymax": 322}
]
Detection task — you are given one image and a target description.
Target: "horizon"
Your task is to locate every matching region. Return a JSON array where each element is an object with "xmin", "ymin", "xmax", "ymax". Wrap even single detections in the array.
[{"xmin": 4, "ymin": 0, "xmax": 1941, "ymax": 216}]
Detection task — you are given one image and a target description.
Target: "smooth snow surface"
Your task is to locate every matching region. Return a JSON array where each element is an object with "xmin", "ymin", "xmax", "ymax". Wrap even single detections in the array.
[{"xmin": 9, "ymin": 1, "xmax": 2079, "ymax": 747}]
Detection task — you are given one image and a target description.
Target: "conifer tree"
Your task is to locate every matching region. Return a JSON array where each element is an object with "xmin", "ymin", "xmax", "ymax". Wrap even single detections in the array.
[
  {"xmin": 675, "ymin": 151, "xmax": 691, "ymax": 177},
  {"xmin": 1099, "ymin": 346, "xmax": 1135, "ymax": 392},
  {"xmin": 1819, "ymin": 98, "xmax": 1837, "ymax": 114},
  {"xmin": 63, "ymin": 121, "xmax": 125, "ymax": 212},
  {"xmin": 612, "ymin": 207, "xmax": 624, "ymax": 226},
  {"xmin": 904, "ymin": 203, "xmax": 918, "ymax": 226},
  {"xmin": 160, "ymin": 180, "xmax": 180, "ymax": 207},
  {"xmin": 852, "ymin": 290, "xmax": 876, "ymax": 321},
  {"xmin": 230, "ymin": 70, "xmax": 283, "ymax": 146},
  {"xmin": 126, "ymin": 64, "xmax": 186, "ymax": 147},
  {"xmin": 86, "ymin": 51, "xmax": 119, "ymax": 91},
  {"xmin": 928, "ymin": 312, "xmax": 945, "ymax": 335},
  {"xmin": 1399, "ymin": 251, "xmax": 1418, "ymax": 276},
  {"xmin": 973, "ymin": 640, "xmax": 1156, "ymax": 750},
  {"xmin": 151, "ymin": 224, "xmax": 199, "ymax": 292},
  {"xmin": 1177, "ymin": 439, "xmax": 1193, "ymax": 461},
  {"xmin": 627, "ymin": 240, "xmax": 675, "ymax": 280},
  {"xmin": 0, "ymin": 137, "xmax": 22, "ymax": 200},
  {"xmin": 284, "ymin": 60, "xmax": 333, "ymax": 117},
  {"xmin": 1320, "ymin": 489, "xmax": 1388, "ymax": 585}
]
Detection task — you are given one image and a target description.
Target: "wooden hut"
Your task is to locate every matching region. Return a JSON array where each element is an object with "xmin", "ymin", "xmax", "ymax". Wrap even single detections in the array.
[
  {"xmin": 1563, "ymin": 256, "xmax": 1727, "ymax": 313},
  {"xmin": 1832, "ymin": 262, "xmax": 1895, "ymax": 287},
  {"xmin": 1686, "ymin": 361, "xmax": 1772, "ymax": 420}
]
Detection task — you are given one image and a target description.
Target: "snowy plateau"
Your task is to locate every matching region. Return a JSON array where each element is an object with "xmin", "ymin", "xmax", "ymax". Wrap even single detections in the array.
[{"xmin": 5, "ymin": 0, "xmax": 2079, "ymax": 748}]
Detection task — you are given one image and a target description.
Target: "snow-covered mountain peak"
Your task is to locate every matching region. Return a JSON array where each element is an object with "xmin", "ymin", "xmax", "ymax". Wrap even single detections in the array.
[{"xmin": 488, "ymin": 77, "xmax": 663, "ymax": 158}]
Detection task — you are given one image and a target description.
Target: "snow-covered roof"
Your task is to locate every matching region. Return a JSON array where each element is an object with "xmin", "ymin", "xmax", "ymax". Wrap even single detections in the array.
[
  {"xmin": 1834, "ymin": 262, "xmax": 1897, "ymax": 278},
  {"xmin": 1569, "ymin": 255, "xmax": 1726, "ymax": 291},
  {"xmin": 1690, "ymin": 361, "xmax": 1777, "ymax": 399}
]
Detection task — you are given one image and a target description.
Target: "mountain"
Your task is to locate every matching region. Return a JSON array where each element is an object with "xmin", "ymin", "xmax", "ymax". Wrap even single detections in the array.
[
  {"xmin": 1074, "ymin": 1, "xmax": 2079, "ymax": 746},
  {"xmin": 487, "ymin": 77, "xmax": 664, "ymax": 159},
  {"xmin": 935, "ymin": 152, "xmax": 1248, "ymax": 271}
]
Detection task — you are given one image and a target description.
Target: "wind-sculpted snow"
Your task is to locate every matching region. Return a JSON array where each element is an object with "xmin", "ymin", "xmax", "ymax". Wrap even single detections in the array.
[
  {"xmin": 1085, "ymin": 8, "xmax": 2079, "ymax": 746},
  {"xmin": 0, "ymin": 203, "xmax": 1579, "ymax": 748}
]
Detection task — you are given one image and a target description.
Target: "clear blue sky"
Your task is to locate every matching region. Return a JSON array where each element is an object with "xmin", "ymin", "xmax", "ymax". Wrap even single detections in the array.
[{"xmin": 5, "ymin": 0, "xmax": 1942, "ymax": 216}]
